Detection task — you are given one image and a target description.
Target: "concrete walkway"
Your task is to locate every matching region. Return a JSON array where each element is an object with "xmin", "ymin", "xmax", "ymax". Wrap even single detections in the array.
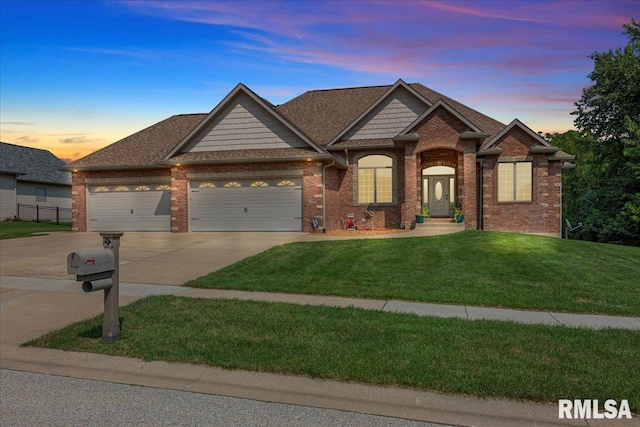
[{"xmin": 3, "ymin": 275, "xmax": 639, "ymax": 331}]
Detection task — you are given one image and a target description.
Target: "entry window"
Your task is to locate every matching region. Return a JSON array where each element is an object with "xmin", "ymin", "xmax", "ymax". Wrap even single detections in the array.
[
  {"xmin": 357, "ymin": 155, "xmax": 393, "ymax": 204},
  {"xmin": 35, "ymin": 187, "xmax": 47, "ymax": 202},
  {"xmin": 498, "ymin": 162, "xmax": 532, "ymax": 202}
]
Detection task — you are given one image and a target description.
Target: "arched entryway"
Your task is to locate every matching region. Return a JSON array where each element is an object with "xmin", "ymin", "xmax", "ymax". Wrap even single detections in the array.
[{"xmin": 420, "ymin": 149, "xmax": 461, "ymax": 218}]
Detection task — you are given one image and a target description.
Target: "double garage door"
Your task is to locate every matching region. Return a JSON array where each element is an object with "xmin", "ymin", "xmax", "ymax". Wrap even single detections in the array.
[
  {"xmin": 89, "ymin": 184, "xmax": 172, "ymax": 232},
  {"xmin": 190, "ymin": 178, "xmax": 302, "ymax": 231}
]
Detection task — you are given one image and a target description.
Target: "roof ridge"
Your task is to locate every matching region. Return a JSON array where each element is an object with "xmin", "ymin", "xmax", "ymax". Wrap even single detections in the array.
[
  {"xmin": 302, "ymin": 83, "xmax": 393, "ymax": 94},
  {"xmin": 0, "ymin": 141, "xmax": 54, "ymax": 154}
]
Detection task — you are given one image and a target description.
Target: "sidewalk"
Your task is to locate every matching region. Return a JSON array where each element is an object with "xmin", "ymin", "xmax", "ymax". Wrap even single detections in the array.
[
  {"xmin": 3, "ymin": 275, "xmax": 638, "ymax": 330},
  {"xmin": 1, "ymin": 275, "xmax": 639, "ymax": 427}
]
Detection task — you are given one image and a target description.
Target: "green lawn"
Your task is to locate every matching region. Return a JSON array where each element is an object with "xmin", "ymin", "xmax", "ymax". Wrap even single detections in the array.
[
  {"xmin": 27, "ymin": 296, "xmax": 640, "ymax": 412},
  {"xmin": 0, "ymin": 220, "xmax": 71, "ymax": 239},
  {"xmin": 188, "ymin": 230, "xmax": 640, "ymax": 316}
]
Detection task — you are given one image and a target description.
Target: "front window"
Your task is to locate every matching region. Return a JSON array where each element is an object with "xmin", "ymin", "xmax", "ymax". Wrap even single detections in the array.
[
  {"xmin": 358, "ymin": 155, "xmax": 393, "ymax": 204},
  {"xmin": 498, "ymin": 162, "xmax": 532, "ymax": 202}
]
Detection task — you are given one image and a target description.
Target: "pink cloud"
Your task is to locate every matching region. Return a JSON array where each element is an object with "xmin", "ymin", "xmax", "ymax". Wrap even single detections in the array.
[{"xmin": 117, "ymin": 0, "xmax": 635, "ymax": 108}]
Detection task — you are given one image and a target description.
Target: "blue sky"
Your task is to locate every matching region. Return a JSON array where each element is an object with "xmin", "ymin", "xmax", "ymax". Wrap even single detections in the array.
[{"xmin": 0, "ymin": 0, "xmax": 637, "ymax": 162}]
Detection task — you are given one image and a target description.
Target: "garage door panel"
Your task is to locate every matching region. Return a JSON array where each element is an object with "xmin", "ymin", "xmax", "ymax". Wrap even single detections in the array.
[
  {"xmin": 89, "ymin": 188, "xmax": 170, "ymax": 232},
  {"xmin": 190, "ymin": 178, "xmax": 302, "ymax": 232}
]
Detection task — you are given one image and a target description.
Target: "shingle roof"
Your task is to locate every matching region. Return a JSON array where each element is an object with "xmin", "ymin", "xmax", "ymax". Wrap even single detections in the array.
[
  {"xmin": 328, "ymin": 138, "xmax": 396, "ymax": 149},
  {"xmin": 68, "ymin": 81, "xmax": 513, "ymax": 169},
  {"xmin": 276, "ymin": 83, "xmax": 506, "ymax": 146},
  {"xmin": 0, "ymin": 142, "xmax": 71, "ymax": 185},
  {"xmin": 69, "ymin": 114, "xmax": 206, "ymax": 169},
  {"xmin": 276, "ymin": 85, "xmax": 390, "ymax": 145}
]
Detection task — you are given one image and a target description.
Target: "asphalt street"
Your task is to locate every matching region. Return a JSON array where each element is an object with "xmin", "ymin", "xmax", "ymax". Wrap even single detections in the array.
[{"xmin": 0, "ymin": 369, "xmax": 449, "ymax": 427}]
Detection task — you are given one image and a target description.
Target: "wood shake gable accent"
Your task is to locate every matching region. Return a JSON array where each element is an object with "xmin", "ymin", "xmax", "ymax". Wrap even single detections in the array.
[
  {"xmin": 183, "ymin": 91, "xmax": 309, "ymax": 152},
  {"xmin": 327, "ymin": 79, "xmax": 432, "ymax": 146},
  {"xmin": 165, "ymin": 83, "xmax": 328, "ymax": 163},
  {"xmin": 341, "ymin": 85, "xmax": 430, "ymax": 141}
]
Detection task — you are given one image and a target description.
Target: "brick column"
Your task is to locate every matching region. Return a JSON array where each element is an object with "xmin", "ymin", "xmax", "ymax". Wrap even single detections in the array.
[
  {"xmin": 462, "ymin": 152, "xmax": 477, "ymax": 229},
  {"xmin": 71, "ymin": 171, "xmax": 87, "ymax": 232},
  {"xmin": 402, "ymin": 143, "xmax": 418, "ymax": 228},
  {"xmin": 170, "ymin": 166, "xmax": 188, "ymax": 232}
]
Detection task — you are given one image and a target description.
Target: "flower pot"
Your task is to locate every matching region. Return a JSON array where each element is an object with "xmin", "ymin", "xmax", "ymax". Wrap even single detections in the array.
[
  {"xmin": 455, "ymin": 213, "xmax": 465, "ymax": 223},
  {"xmin": 416, "ymin": 215, "xmax": 425, "ymax": 224}
]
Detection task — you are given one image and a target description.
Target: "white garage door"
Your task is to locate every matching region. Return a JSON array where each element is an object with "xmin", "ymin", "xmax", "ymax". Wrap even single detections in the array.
[
  {"xmin": 89, "ymin": 184, "xmax": 171, "ymax": 232},
  {"xmin": 190, "ymin": 178, "xmax": 302, "ymax": 231}
]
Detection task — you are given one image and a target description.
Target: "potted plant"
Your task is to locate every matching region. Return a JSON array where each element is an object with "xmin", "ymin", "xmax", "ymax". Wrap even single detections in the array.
[
  {"xmin": 452, "ymin": 201, "xmax": 464, "ymax": 223},
  {"xmin": 416, "ymin": 206, "xmax": 429, "ymax": 224}
]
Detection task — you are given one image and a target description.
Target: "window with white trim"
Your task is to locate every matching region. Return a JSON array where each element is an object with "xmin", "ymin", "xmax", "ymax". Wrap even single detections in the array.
[
  {"xmin": 357, "ymin": 155, "xmax": 393, "ymax": 204},
  {"xmin": 498, "ymin": 162, "xmax": 532, "ymax": 202}
]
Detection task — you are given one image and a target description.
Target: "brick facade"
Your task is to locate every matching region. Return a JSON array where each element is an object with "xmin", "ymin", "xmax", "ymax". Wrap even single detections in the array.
[
  {"xmin": 70, "ymin": 86, "xmax": 567, "ymax": 237},
  {"xmin": 480, "ymin": 128, "xmax": 563, "ymax": 235}
]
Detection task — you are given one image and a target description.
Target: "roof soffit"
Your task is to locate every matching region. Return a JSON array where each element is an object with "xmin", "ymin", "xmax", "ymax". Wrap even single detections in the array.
[
  {"xmin": 327, "ymin": 79, "xmax": 433, "ymax": 146},
  {"xmin": 164, "ymin": 84, "xmax": 328, "ymax": 160}
]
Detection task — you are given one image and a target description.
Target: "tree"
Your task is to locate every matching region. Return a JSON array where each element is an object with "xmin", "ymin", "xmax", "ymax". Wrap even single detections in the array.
[{"xmin": 568, "ymin": 19, "xmax": 640, "ymax": 246}]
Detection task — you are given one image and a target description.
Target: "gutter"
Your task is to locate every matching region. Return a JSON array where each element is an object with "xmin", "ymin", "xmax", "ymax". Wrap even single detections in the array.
[{"xmin": 61, "ymin": 164, "xmax": 170, "ymax": 172}]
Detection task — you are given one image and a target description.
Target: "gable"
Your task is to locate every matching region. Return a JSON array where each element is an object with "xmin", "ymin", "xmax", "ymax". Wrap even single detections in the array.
[
  {"xmin": 412, "ymin": 105, "xmax": 476, "ymax": 144},
  {"xmin": 480, "ymin": 119, "xmax": 559, "ymax": 157},
  {"xmin": 492, "ymin": 126, "xmax": 542, "ymax": 156},
  {"xmin": 341, "ymin": 86, "xmax": 429, "ymax": 141},
  {"xmin": 182, "ymin": 92, "xmax": 309, "ymax": 153}
]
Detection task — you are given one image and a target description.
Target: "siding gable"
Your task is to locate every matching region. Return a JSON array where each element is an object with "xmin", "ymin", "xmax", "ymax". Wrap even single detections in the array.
[
  {"xmin": 183, "ymin": 92, "xmax": 308, "ymax": 153},
  {"xmin": 342, "ymin": 86, "xmax": 428, "ymax": 141}
]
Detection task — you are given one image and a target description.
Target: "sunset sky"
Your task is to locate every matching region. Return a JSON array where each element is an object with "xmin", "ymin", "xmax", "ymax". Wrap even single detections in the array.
[{"xmin": 1, "ymin": 0, "xmax": 637, "ymax": 163}]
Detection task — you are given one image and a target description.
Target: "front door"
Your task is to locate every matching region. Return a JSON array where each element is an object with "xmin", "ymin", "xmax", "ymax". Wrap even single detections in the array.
[{"xmin": 428, "ymin": 176, "xmax": 450, "ymax": 217}]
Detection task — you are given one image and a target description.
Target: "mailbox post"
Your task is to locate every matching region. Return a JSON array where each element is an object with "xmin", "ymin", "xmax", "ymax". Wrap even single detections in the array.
[
  {"xmin": 99, "ymin": 233, "xmax": 123, "ymax": 344},
  {"xmin": 67, "ymin": 233, "xmax": 123, "ymax": 344}
]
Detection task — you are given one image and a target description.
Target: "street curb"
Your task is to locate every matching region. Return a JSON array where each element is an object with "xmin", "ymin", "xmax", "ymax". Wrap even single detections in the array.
[{"xmin": 1, "ymin": 344, "xmax": 604, "ymax": 427}]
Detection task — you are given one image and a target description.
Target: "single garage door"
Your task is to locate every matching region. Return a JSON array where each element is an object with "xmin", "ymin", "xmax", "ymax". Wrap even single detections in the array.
[
  {"xmin": 190, "ymin": 178, "xmax": 302, "ymax": 231},
  {"xmin": 89, "ymin": 184, "xmax": 171, "ymax": 231}
]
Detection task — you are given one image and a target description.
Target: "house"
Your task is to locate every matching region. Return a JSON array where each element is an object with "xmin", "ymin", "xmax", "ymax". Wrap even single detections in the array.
[
  {"xmin": 0, "ymin": 142, "xmax": 72, "ymax": 220},
  {"xmin": 65, "ymin": 80, "xmax": 574, "ymax": 236}
]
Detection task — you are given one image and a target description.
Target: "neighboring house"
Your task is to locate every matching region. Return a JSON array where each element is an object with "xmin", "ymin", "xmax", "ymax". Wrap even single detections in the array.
[
  {"xmin": 65, "ymin": 79, "xmax": 574, "ymax": 236},
  {"xmin": 0, "ymin": 142, "xmax": 72, "ymax": 219}
]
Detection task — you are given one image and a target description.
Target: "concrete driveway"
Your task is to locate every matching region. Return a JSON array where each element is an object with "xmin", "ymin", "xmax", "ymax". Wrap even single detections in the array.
[{"xmin": 0, "ymin": 232, "xmax": 307, "ymax": 285}]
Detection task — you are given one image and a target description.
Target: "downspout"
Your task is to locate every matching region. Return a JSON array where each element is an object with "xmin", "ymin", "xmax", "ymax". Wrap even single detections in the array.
[
  {"xmin": 322, "ymin": 160, "xmax": 335, "ymax": 233},
  {"xmin": 559, "ymin": 161, "xmax": 563, "ymax": 237},
  {"xmin": 478, "ymin": 158, "xmax": 484, "ymax": 230}
]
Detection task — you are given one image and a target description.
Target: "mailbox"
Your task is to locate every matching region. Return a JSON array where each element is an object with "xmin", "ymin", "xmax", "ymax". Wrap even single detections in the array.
[{"xmin": 67, "ymin": 249, "xmax": 114, "ymax": 280}]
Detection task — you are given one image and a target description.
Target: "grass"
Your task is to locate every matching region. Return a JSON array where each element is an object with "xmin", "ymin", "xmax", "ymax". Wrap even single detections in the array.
[
  {"xmin": 0, "ymin": 220, "xmax": 71, "ymax": 239},
  {"xmin": 27, "ymin": 296, "xmax": 640, "ymax": 412},
  {"xmin": 188, "ymin": 230, "xmax": 640, "ymax": 316}
]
